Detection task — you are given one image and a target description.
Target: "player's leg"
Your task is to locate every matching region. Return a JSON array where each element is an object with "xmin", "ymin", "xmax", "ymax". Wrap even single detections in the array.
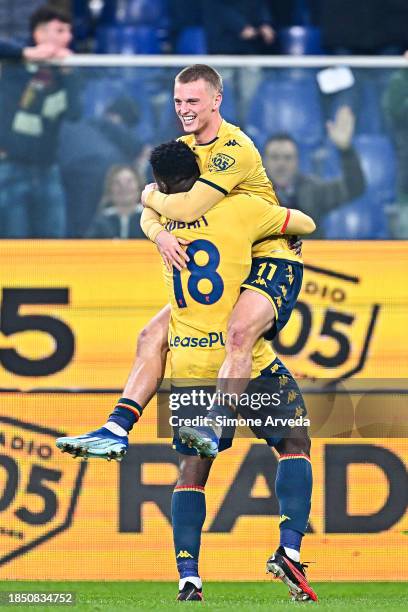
[
  {"xmin": 112, "ymin": 303, "xmax": 171, "ymax": 422},
  {"xmin": 179, "ymin": 259, "xmax": 303, "ymax": 458},
  {"xmin": 180, "ymin": 289, "xmax": 275, "ymax": 457},
  {"xmin": 274, "ymin": 431, "xmax": 312, "ymax": 566},
  {"xmin": 173, "ymin": 454, "xmax": 212, "ymax": 601},
  {"xmin": 56, "ymin": 305, "xmax": 171, "ymax": 460},
  {"xmin": 261, "ymin": 364, "xmax": 316, "ymax": 601},
  {"xmin": 267, "ymin": 430, "xmax": 317, "ymax": 602},
  {"xmin": 217, "ymin": 288, "xmax": 274, "ymax": 387}
]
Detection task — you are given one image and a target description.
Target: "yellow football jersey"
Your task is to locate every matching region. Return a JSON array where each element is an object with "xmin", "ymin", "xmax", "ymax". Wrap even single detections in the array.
[
  {"xmin": 161, "ymin": 192, "xmax": 290, "ymax": 381},
  {"xmin": 179, "ymin": 120, "xmax": 301, "ymax": 263}
]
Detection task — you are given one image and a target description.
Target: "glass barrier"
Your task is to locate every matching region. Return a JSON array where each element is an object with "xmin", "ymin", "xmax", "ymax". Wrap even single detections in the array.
[{"xmin": 0, "ymin": 59, "xmax": 407, "ymax": 239}]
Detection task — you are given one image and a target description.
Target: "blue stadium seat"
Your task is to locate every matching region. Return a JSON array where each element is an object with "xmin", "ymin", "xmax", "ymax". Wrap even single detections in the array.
[
  {"xmin": 278, "ymin": 26, "xmax": 324, "ymax": 55},
  {"xmin": 356, "ymin": 78, "xmax": 385, "ymax": 134},
  {"xmin": 322, "ymin": 196, "xmax": 389, "ymax": 239},
  {"xmin": 354, "ymin": 134, "xmax": 396, "ymax": 203},
  {"xmin": 310, "ymin": 143, "xmax": 341, "ymax": 179},
  {"xmin": 297, "ymin": 143, "xmax": 318, "ymax": 175},
  {"xmin": 310, "ymin": 136, "xmax": 397, "ymax": 204},
  {"xmin": 245, "ymin": 77, "xmax": 324, "ymax": 150},
  {"xmin": 81, "ymin": 77, "xmax": 154, "ymax": 144},
  {"xmin": 100, "ymin": 0, "xmax": 167, "ymax": 26},
  {"xmin": 293, "ymin": 0, "xmax": 313, "ymax": 25},
  {"xmin": 95, "ymin": 25, "xmax": 161, "ymax": 54},
  {"xmin": 307, "ymin": 134, "xmax": 395, "ymax": 238},
  {"xmin": 326, "ymin": 75, "xmax": 386, "ymax": 136},
  {"xmin": 73, "ymin": 0, "xmax": 92, "ymax": 41},
  {"xmin": 176, "ymin": 27, "xmax": 207, "ymax": 54}
]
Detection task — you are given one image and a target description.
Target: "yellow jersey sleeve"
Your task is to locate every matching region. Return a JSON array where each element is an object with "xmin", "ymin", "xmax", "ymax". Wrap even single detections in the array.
[
  {"xmin": 145, "ymin": 141, "xmax": 257, "ymax": 222},
  {"xmin": 199, "ymin": 140, "xmax": 256, "ymax": 195},
  {"xmin": 240, "ymin": 196, "xmax": 290, "ymax": 243},
  {"xmin": 140, "ymin": 207, "xmax": 164, "ymax": 242},
  {"xmin": 145, "ymin": 180, "xmax": 224, "ymax": 223}
]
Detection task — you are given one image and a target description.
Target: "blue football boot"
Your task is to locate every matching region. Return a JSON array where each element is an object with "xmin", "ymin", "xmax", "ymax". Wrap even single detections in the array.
[
  {"xmin": 179, "ymin": 425, "xmax": 219, "ymax": 459},
  {"xmin": 56, "ymin": 427, "xmax": 128, "ymax": 461}
]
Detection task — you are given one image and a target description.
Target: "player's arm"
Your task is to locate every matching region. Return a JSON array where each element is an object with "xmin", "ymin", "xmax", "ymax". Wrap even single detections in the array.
[
  {"xmin": 250, "ymin": 202, "xmax": 316, "ymax": 242},
  {"xmin": 140, "ymin": 207, "xmax": 165, "ymax": 242},
  {"xmin": 145, "ymin": 180, "xmax": 224, "ymax": 223},
  {"xmin": 140, "ymin": 208, "xmax": 190, "ymax": 271},
  {"xmin": 284, "ymin": 209, "xmax": 316, "ymax": 235},
  {"xmin": 144, "ymin": 142, "xmax": 255, "ymax": 222}
]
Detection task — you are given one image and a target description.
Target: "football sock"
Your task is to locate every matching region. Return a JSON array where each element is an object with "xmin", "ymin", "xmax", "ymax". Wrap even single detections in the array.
[
  {"xmin": 275, "ymin": 454, "xmax": 312, "ymax": 558},
  {"xmin": 172, "ymin": 485, "xmax": 206, "ymax": 584},
  {"xmin": 107, "ymin": 397, "xmax": 143, "ymax": 433},
  {"xmin": 283, "ymin": 546, "xmax": 300, "ymax": 563}
]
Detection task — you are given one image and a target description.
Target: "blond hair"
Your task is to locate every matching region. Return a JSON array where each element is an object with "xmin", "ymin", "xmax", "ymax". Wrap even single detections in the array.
[
  {"xmin": 175, "ymin": 64, "xmax": 223, "ymax": 93},
  {"xmin": 99, "ymin": 165, "xmax": 141, "ymax": 210}
]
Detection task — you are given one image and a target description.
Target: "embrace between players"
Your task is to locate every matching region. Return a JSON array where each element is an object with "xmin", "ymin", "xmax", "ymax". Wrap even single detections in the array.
[{"xmin": 56, "ymin": 65, "xmax": 318, "ymax": 602}]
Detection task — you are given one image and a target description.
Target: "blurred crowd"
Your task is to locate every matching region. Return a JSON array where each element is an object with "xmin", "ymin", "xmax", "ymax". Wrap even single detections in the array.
[
  {"xmin": 0, "ymin": 2, "xmax": 408, "ymax": 239},
  {"xmin": 2, "ymin": 1, "xmax": 408, "ymax": 58}
]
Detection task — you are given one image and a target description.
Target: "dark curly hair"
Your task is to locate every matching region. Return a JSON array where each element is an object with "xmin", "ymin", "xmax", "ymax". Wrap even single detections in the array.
[
  {"xmin": 150, "ymin": 140, "xmax": 200, "ymax": 186},
  {"xmin": 30, "ymin": 6, "xmax": 72, "ymax": 34}
]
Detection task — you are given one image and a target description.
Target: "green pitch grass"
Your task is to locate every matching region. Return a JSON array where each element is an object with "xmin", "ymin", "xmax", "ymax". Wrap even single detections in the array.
[{"xmin": 0, "ymin": 582, "xmax": 406, "ymax": 611}]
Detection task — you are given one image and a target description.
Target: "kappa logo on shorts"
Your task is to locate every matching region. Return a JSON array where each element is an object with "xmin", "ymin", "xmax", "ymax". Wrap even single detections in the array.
[
  {"xmin": 279, "ymin": 514, "xmax": 291, "ymax": 525},
  {"xmin": 209, "ymin": 152, "xmax": 235, "ymax": 172},
  {"xmin": 295, "ymin": 406, "xmax": 304, "ymax": 418},
  {"xmin": 252, "ymin": 278, "xmax": 267, "ymax": 287},
  {"xmin": 287, "ymin": 390, "xmax": 298, "ymax": 403}
]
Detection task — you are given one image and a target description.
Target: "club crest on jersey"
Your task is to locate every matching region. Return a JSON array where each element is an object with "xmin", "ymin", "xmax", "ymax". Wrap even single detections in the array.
[{"xmin": 210, "ymin": 152, "xmax": 235, "ymax": 172}]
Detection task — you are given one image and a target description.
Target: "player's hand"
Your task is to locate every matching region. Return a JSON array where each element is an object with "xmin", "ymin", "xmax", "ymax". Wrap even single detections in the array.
[
  {"xmin": 326, "ymin": 106, "xmax": 355, "ymax": 150},
  {"xmin": 155, "ymin": 231, "xmax": 190, "ymax": 272},
  {"xmin": 141, "ymin": 183, "xmax": 158, "ymax": 206},
  {"xmin": 288, "ymin": 236, "xmax": 303, "ymax": 257}
]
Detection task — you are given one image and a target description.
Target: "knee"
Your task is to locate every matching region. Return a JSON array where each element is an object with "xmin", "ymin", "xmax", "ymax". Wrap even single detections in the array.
[
  {"xmin": 276, "ymin": 432, "xmax": 311, "ymax": 457},
  {"xmin": 226, "ymin": 320, "xmax": 255, "ymax": 353},
  {"xmin": 137, "ymin": 320, "xmax": 167, "ymax": 354},
  {"xmin": 177, "ymin": 456, "xmax": 211, "ymax": 487}
]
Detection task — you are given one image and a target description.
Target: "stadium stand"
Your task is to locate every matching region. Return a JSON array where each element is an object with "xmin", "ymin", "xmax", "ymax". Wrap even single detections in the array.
[
  {"xmin": 278, "ymin": 26, "xmax": 324, "ymax": 55},
  {"xmin": 81, "ymin": 73, "xmax": 155, "ymax": 144},
  {"xmin": 320, "ymin": 134, "xmax": 396, "ymax": 238},
  {"xmin": 95, "ymin": 24, "xmax": 161, "ymax": 54},
  {"xmin": 245, "ymin": 75, "xmax": 324, "ymax": 150},
  {"xmin": 175, "ymin": 26, "xmax": 207, "ymax": 55}
]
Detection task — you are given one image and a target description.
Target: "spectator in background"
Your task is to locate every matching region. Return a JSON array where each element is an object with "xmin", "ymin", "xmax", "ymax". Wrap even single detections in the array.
[
  {"xmin": 59, "ymin": 94, "xmax": 144, "ymax": 237},
  {"xmin": 0, "ymin": 0, "xmax": 71, "ymax": 51},
  {"xmin": 383, "ymin": 69, "xmax": 408, "ymax": 201},
  {"xmin": 262, "ymin": 106, "xmax": 365, "ymax": 238},
  {"xmin": 201, "ymin": 0, "xmax": 276, "ymax": 54},
  {"xmin": 383, "ymin": 68, "xmax": 408, "ymax": 237},
  {"xmin": 318, "ymin": 0, "xmax": 408, "ymax": 55},
  {"xmin": 86, "ymin": 165, "xmax": 145, "ymax": 239},
  {"xmin": 0, "ymin": 5, "xmax": 80, "ymax": 238}
]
